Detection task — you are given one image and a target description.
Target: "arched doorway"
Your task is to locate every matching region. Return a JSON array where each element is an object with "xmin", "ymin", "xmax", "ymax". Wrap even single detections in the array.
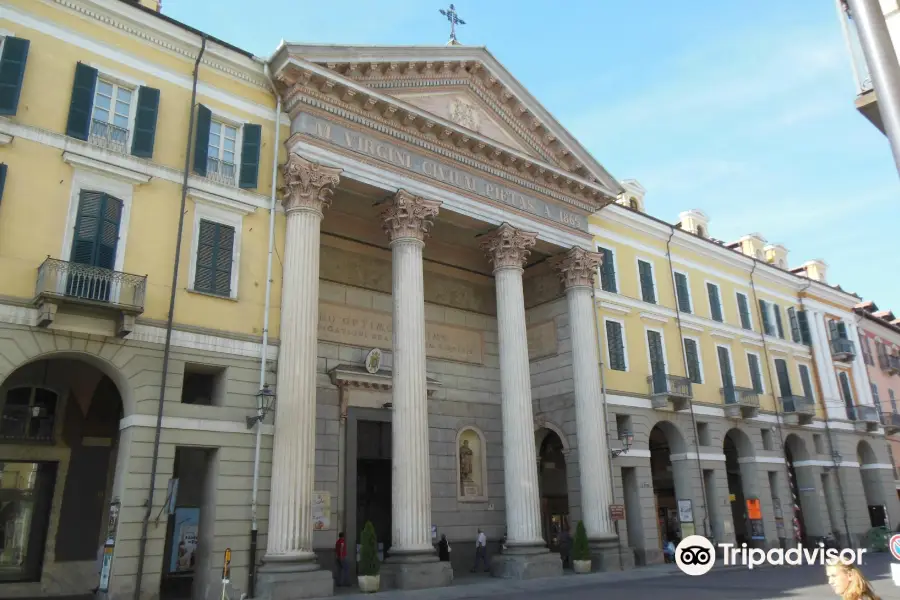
[
  {"xmin": 649, "ymin": 421, "xmax": 690, "ymax": 545},
  {"xmin": 724, "ymin": 429, "xmax": 754, "ymax": 545},
  {"xmin": 537, "ymin": 428, "xmax": 569, "ymax": 553},
  {"xmin": 0, "ymin": 356, "xmax": 123, "ymax": 589},
  {"xmin": 858, "ymin": 441, "xmax": 887, "ymax": 527},
  {"xmin": 784, "ymin": 434, "xmax": 829, "ymax": 544}
]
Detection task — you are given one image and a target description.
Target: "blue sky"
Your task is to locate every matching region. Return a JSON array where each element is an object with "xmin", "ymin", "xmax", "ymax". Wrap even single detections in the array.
[{"xmin": 164, "ymin": 0, "xmax": 899, "ymax": 306}]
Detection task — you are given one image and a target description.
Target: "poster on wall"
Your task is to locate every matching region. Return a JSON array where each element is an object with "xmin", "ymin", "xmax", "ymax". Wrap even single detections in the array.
[
  {"xmin": 169, "ymin": 507, "xmax": 200, "ymax": 573},
  {"xmin": 677, "ymin": 499, "xmax": 694, "ymax": 524},
  {"xmin": 746, "ymin": 498, "xmax": 765, "ymax": 541},
  {"xmin": 98, "ymin": 545, "xmax": 114, "ymax": 592},
  {"xmin": 312, "ymin": 491, "xmax": 331, "ymax": 531}
]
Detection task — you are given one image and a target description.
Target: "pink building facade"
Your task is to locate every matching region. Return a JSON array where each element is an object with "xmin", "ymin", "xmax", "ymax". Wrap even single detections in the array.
[{"xmin": 856, "ymin": 301, "xmax": 900, "ymax": 503}]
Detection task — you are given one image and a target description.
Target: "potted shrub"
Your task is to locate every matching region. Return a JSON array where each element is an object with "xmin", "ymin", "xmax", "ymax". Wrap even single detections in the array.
[
  {"xmin": 358, "ymin": 521, "xmax": 380, "ymax": 592},
  {"xmin": 572, "ymin": 520, "xmax": 591, "ymax": 574}
]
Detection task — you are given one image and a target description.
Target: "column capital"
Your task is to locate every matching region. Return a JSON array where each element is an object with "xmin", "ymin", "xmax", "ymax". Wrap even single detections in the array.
[
  {"xmin": 280, "ymin": 153, "xmax": 342, "ymax": 215},
  {"xmin": 553, "ymin": 246, "xmax": 602, "ymax": 290},
  {"xmin": 480, "ymin": 222, "xmax": 538, "ymax": 270},
  {"xmin": 381, "ymin": 189, "xmax": 441, "ymax": 242}
]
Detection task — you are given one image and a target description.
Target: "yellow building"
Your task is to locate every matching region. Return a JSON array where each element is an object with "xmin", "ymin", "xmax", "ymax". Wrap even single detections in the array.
[{"xmin": 592, "ymin": 183, "xmax": 897, "ymax": 562}]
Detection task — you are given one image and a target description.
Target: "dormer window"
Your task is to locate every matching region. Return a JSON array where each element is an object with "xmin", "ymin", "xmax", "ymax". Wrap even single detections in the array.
[
  {"xmin": 696, "ymin": 225, "xmax": 705, "ymax": 237},
  {"xmin": 629, "ymin": 197, "xmax": 639, "ymax": 211}
]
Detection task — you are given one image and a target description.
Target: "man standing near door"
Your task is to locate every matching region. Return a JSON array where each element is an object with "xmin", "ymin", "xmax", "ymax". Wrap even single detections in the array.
[
  {"xmin": 334, "ymin": 532, "xmax": 348, "ymax": 587},
  {"xmin": 472, "ymin": 528, "xmax": 489, "ymax": 572}
]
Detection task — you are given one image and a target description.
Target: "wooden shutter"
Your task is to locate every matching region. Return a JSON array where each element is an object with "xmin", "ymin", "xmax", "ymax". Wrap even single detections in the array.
[
  {"xmin": 839, "ymin": 373, "xmax": 855, "ymax": 419},
  {"xmin": 759, "ymin": 299, "xmax": 771, "ymax": 335},
  {"xmin": 675, "ymin": 272, "xmax": 691, "ymax": 313},
  {"xmin": 707, "ymin": 283, "xmax": 722, "ymax": 322},
  {"xmin": 748, "ymin": 354, "xmax": 763, "ymax": 393},
  {"xmin": 799, "ymin": 365, "xmax": 813, "ymax": 400},
  {"xmin": 797, "ymin": 310, "xmax": 812, "ymax": 345},
  {"xmin": 717, "ymin": 346, "xmax": 733, "ymax": 389},
  {"xmin": 131, "ymin": 86, "xmax": 160, "ymax": 158},
  {"xmin": 66, "ymin": 63, "xmax": 98, "ymax": 141},
  {"xmin": 239, "ymin": 123, "xmax": 262, "ymax": 189},
  {"xmin": 193, "ymin": 104, "xmax": 212, "ymax": 176},
  {"xmin": 0, "ymin": 163, "xmax": 6, "ymax": 206},
  {"xmin": 599, "ymin": 247, "xmax": 616, "ymax": 293},
  {"xmin": 774, "ymin": 359, "xmax": 792, "ymax": 398},
  {"xmin": 737, "ymin": 293, "xmax": 752, "ymax": 330},
  {"xmin": 828, "ymin": 320, "xmax": 839, "ymax": 341},
  {"xmin": 684, "ymin": 339, "xmax": 701, "ymax": 384},
  {"xmin": 638, "ymin": 260, "xmax": 655, "ymax": 303},
  {"xmin": 773, "ymin": 304, "xmax": 785, "ymax": 339},
  {"xmin": 194, "ymin": 220, "xmax": 235, "ymax": 296},
  {"xmin": 71, "ymin": 191, "xmax": 122, "ymax": 269},
  {"xmin": 836, "ymin": 321, "xmax": 848, "ymax": 340},
  {"xmin": 788, "ymin": 308, "xmax": 801, "ymax": 343},
  {"xmin": 606, "ymin": 321, "xmax": 625, "ymax": 371},
  {"xmin": 647, "ymin": 330, "xmax": 665, "ymax": 388},
  {"xmin": 0, "ymin": 37, "xmax": 30, "ymax": 116}
]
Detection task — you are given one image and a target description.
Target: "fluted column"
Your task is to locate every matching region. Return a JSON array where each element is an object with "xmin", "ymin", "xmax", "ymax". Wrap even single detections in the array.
[
  {"xmin": 481, "ymin": 223, "xmax": 544, "ymax": 547},
  {"xmin": 266, "ymin": 154, "xmax": 341, "ymax": 561},
  {"xmin": 553, "ymin": 247, "xmax": 614, "ymax": 539},
  {"xmin": 382, "ymin": 189, "xmax": 441, "ymax": 556},
  {"xmin": 846, "ymin": 320, "xmax": 874, "ymax": 407}
]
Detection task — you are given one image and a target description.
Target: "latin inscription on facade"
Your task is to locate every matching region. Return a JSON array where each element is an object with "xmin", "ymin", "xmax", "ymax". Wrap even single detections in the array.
[
  {"xmin": 318, "ymin": 303, "xmax": 484, "ymax": 364},
  {"xmin": 296, "ymin": 112, "xmax": 588, "ymax": 232},
  {"xmin": 527, "ymin": 320, "xmax": 558, "ymax": 360}
]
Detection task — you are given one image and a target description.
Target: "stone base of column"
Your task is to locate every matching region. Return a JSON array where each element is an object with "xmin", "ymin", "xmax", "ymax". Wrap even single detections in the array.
[
  {"xmin": 489, "ymin": 545, "xmax": 562, "ymax": 580},
  {"xmin": 255, "ymin": 555, "xmax": 334, "ymax": 600},
  {"xmin": 588, "ymin": 536, "xmax": 633, "ymax": 571},
  {"xmin": 634, "ymin": 547, "xmax": 664, "ymax": 566},
  {"xmin": 381, "ymin": 552, "xmax": 452, "ymax": 590}
]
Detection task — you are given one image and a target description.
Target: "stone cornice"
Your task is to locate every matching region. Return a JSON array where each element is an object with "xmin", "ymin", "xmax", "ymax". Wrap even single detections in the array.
[{"xmin": 272, "ymin": 56, "xmax": 617, "ymax": 209}]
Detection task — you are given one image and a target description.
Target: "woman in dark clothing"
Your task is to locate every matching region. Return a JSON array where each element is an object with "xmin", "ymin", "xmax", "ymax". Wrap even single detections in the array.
[{"xmin": 438, "ymin": 534, "xmax": 451, "ymax": 562}]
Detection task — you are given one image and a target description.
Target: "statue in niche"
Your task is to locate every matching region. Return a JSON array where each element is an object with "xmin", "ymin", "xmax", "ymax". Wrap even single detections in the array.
[{"xmin": 459, "ymin": 439, "xmax": 474, "ymax": 483}]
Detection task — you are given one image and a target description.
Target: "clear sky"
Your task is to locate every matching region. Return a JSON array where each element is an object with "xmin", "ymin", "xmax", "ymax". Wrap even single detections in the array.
[{"xmin": 163, "ymin": 0, "xmax": 900, "ymax": 307}]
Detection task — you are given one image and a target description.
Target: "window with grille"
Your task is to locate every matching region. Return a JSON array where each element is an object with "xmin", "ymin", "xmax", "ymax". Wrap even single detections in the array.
[{"xmin": 0, "ymin": 387, "xmax": 58, "ymax": 443}]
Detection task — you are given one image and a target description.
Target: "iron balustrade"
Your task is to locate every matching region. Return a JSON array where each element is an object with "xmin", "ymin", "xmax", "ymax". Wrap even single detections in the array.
[
  {"xmin": 207, "ymin": 157, "xmax": 237, "ymax": 186},
  {"xmin": 721, "ymin": 386, "xmax": 760, "ymax": 406},
  {"xmin": 780, "ymin": 395, "xmax": 816, "ymax": 415},
  {"xmin": 830, "ymin": 338, "xmax": 856, "ymax": 360},
  {"xmin": 35, "ymin": 257, "xmax": 146, "ymax": 311},
  {"xmin": 89, "ymin": 119, "xmax": 130, "ymax": 154},
  {"xmin": 855, "ymin": 404, "xmax": 880, "ymax": 423},
  {"xmin": 647, "ymin": 373, "xmax": 692, "ymax": 398}
]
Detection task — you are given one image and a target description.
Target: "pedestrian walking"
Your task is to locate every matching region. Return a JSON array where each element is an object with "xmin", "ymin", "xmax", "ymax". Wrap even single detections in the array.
[
  {"xmin": 334, "ymin": 531, "xmax": 348, "ymax": 587},
  {"xmin": 438, "ymin": 534, "xmax": 451, "ymax": 562},
  {"xmin": 826, "ymin": 561, "xmax": 880, "ymax": 600},
  {"xmin": 558, "ymin": 527, "xmax": 571, "ymax": 569},
  {"xmin": 472, "ymin": 528, "xmax": 489, "ymax": 572}
]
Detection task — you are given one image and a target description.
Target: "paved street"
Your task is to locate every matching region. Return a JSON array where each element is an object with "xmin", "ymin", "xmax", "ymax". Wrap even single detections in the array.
[{"xmin": 325, "ymin": 553, "xmax": 900, "ymax": 600}]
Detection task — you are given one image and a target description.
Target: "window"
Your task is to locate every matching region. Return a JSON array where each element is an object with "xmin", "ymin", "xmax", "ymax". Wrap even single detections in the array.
[
  {"xmin": 684, "ymin": 338, "xmax": 703, "ymax": 384},
  {"xmin": 65, "ymin": 63, "xmax": 160, "ymax": 157},
  {"xmin": 891, "ymin": 389, "xmax": 897, "ymax": 414},
  {"xmin": 674, "ymin": 271, "xmax": 692, "ymax": 313},
  {"xmin": 181, "ymin": 363, "xmax": 226, "ymax": 405},
  {"xmin": 696, "ymin": 225, "xmax": 705, "ymax": 238},
  {"xmin": 696, "ymin": 422, "xmax": 711, "ymax": 446},
  {"xmin": 192, "ymin": 104, "xmax": 262, "ymax": 189},
  {"xmin": 828, "ymin": 320, "xmax": 849, "ymax": 341},
  {"xmin": 629, "ymin": 197, "xmax": 639, "ymax": 211},
  {"xmin": 616, "ymin": 414, "xmax": 632, "ymax": 439},
  {"xmin": 707, "ymin": 282, "xmax": 723, "ymax": 322},
  {"xmin": 798, "ymin": 364, "xmax": 814, "ymax": 400},
  {"xmin": 872, "ymin": 383, "xmax": 881, "ymax": 415},
  {"xmin": 796, "ymin": 309, "xmax": 812, "ymax": 345},
  {"xmin": 813, "ymin": 434, "xmax": 824, "ymax": 455},
  {"xmin": 717, "ymin": 345, "xmax": 735, "ymax": 402},
  {"xmin": 605, "ymin": 319, "xmax": 627, "ymax": 372},
  {"xmin": 0, "ymin": 36, "xmax": 30, "ymax": 116},
  {"xmin": 838, "ymin": 371, "xmax": 855, "ymax": 420},
  {"xmin": 737, "ymin": 292, "xmax": 752, "ymax": 330},
  {"xmin": 862, "ymin": 336, "xmax": 874, "ymax": 366},
  {"xmin": 647, "ymin": 329, "xmax": 667, "ymax": 390},
  {"xmin": 67, "ymin": 191, "xmax": 124, "ymax": 303},
  {"xmin": 1, "ymin": 387, "xmax": 58, "ymax": 443},
  {"xmin": 788, "ymin": 308, "xmax": 801, "ymax": 343},
  {"xmin": 761, "ymin": 429, "xmax": 774, "ymax": 451},
  {"xmin": 193, "ymin": 219, "xmax": 236, "ymax": 297},
  {"xmin": 638, "ymin": 259, "xmax": 656, "ymax": 304},
  {"xmin": 759, "ymin": 299, "xmax": 774, "ymax": 336},
  {"xmin": 597, "ymin": 246, "xmax": 617, "ymax": 293},
  {"xmin": 747, "ymin": 352, "xmax": 764, "ymax": 394},
  {"xmin": 772, "ymin": 304, "xmax": 785, "ymax": 339},
  {"xmin": 774, "ymin": 358, "xmax": 792, "ymax": 398}
]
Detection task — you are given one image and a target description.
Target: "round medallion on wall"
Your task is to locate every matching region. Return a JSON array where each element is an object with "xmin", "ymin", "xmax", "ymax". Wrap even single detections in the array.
[{"xmin": 365, "ymin": 348, "xmax": 383, "ymax": 374}]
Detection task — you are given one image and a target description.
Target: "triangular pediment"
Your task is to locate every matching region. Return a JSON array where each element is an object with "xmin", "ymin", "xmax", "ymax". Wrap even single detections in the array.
[{"xmin": 272, "ymin": 44, "xmax": 622, "ymax": 200}]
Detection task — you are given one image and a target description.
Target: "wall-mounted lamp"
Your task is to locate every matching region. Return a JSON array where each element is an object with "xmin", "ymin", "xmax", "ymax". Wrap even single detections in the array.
[
  {"xmin": 611, "ymin": 430, "xmax": 634, "ymax": 458},
  {"xmin": 246, "ymin": 385, "xmax": 276, "ymax": 429},
  {"xmin": 831, "ymin": 450, "xmax": 843, "ymax": 466}
]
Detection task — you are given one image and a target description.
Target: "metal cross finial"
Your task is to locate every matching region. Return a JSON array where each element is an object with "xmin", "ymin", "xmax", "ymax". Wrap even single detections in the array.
[{"xmin": 439, "ymin": 3, "xmax": 466, "ymax": 44}]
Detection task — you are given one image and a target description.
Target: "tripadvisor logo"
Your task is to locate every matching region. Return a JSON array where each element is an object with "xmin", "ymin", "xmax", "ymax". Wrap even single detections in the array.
[{"xmin": 674, "ymin": 535, "xmax": 866, "ymax": 576}]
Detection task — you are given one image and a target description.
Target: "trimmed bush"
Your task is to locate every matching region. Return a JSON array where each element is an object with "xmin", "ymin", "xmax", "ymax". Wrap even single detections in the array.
[
  {"xmin": 573, "ymin": 520, "xmax": 590, "ymax": 561},
  {"xmin": 359, "ymin": 521, "xmax": 380, "ymax": 576}
]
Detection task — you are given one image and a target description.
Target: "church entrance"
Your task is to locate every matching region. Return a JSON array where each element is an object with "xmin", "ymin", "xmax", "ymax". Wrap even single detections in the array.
[
  {"xmin": 355, "ymin": 419, "xmax": 392, "ymax": 566},
  {"xmin": 537, "ymin": 429, "xmax": 569, "ymax": 553}
]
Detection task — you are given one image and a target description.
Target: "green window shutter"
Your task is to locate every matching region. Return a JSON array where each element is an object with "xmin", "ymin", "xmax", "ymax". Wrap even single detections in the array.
[
  {"xmin": 839, "ymin": 373, "xmax": 854, "ymax": 404},
  {"xmin": 872, "ymin": 384, "xmax": 880, "ymax": 407},
  {"xmin": 717, "ymin": 346, "xmax": 733, "ymax": 390},
  {"xmin": 194, "ymin": 220, "xmax": 235, "ymax": 296},
  {"xmin": 797, "ymin": 310, "xmax": 812, "ymax": 345},
  {"xmin": 598, "ymin": 247, "xmax": 617, "ymax": 293},
  {"xmin": 71, "ymin": 191, "xmax": 122, "ymax": 269},
  {"xmin": 239, "ymin": 123, "xmax": 262, "ymax": 189},
  {"xmin": 193, "ymin": 104, "xmax": 212, "ymax": 176},
  {"xmin": 0, "ymin": 37, "xmax": 30, "ymax": 116},
  {"xmin": 0, "ymin": 163, "xmax": 6, "ymax": 205},
  {"xmin": 774, "ymin": 359, "xmax": 792, "ymax": 398},
  {"xmin": 788, "ymin": 308, "xmax": 801, "ymax": 343},
  {"xmin": 748, "ymin": 354, "xmax": 763, "ymax": 394},
  {"xmin": 827, "ymin": 320, "xmax": 839, "ymax": 341},
  {"xmin": 131, "ymin": 86, "xmax": 160, "ymax": 158},
  {"xmin": 66, "ymin": 63, "xmax": 98, "ymax": 141},
  {"xmin": 799, "ymin": 365, "xmax": 814, "ymax": 400},
  {"xmin": 773, "ymin": 304, "xmax": 785, "ymax": 339},
  {"xmin": 759, "ymin": 299, "xmax": 772, "ymax": 335},
  {"xmin": 836, "ymin": 321, "xmax": 848, "ymax": 340},
  {"xmin": 737, "ymin": 293, "xmax": 752, "ymax": 330},
  {"xmin": 606, "ymin": 321, "xmax": 626, "ymax": 371},
  {"xmin": 638, "ymin": 260, "xmax": 655, "ymax": 304},
  {"xmin": 684, "ymin": 339, "xmax": 701, "ymax": 384},
  {"xmin": 674, "ymin": 272, "xmax": 691, "ymax": 313},
  {"xmin": 707, "ymin": 283, "xmax": 722, "ymax": 322}
]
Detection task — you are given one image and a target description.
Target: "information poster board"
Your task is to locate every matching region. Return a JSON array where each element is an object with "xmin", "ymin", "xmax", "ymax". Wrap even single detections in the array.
[
  {"xmin": 746, "ymin": 498, "xmax": 764, "ymax": 541},
  {"xmin": 312, "ymin": 491, "xmax": 331, "ymax": 531},
  {"xmin": 168, "ymin": 507, "xmax": 200, "ymax": 573}
]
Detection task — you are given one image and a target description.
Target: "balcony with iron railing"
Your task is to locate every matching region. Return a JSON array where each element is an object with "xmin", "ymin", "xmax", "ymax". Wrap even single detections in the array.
[
  {"xmin": 854, "ymin": 404, "xmax": 881, "ymax": 433},
  {"xmin": 879, "ymin": 353, "xmax": 900, "ymax": 376},
  {"xmin": 89, "ymin": 119, "xmax": 129, "ymax": 154},
  {"xmin": 207, "ymin": 157, "xmax": 237, "ymax": 186},
  {"xmin": 830, "ymin": 338, "xmax": 856, "ymax": 362},
  {"xmin": 0, "ymin": 404, "xmax": 55, "ymax": 444},
  {"xmin": 33, "ymin": 257, "xmax": 146, "ymax": 337},
  {"xmin": 882, "ymin": 412, "xmax": 900, "ymax": 435},
  {"xmin": 781, "ymin": 395, "xmax": 816, "ymax": 426},
  {"xmin": 647, "ymin": 373, "xmax": 692, "ymax": 411},
  {"xmin": 722, "ymin": 386, "xmax": 760, "ymax": 419}
]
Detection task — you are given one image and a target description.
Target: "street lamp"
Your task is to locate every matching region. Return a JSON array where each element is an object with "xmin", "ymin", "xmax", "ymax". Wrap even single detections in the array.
[
  {"xmin": 832, "ymin": 450, "xmax": 843, "ymax": 466},
  {"xmin": 611, "ymin": 430, "xmax": 634, "ymax": 458},
  {"xmin": 246, "ymin": 385, "xmax": 276, "ymax": 429}
]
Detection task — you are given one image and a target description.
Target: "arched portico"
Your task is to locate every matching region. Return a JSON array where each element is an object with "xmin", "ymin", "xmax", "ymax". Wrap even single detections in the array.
[
  {"xmin": 858, "ymin": 441, "xmax": 888, "ymax": 527},
  {"xmin": 536, "ymin": 426, "xmax": 570, "ymax": 554},
  {"xmin": 784, "ymin": 434, "xmax": 828, "ymax": 542},
  {"xmin": 649, "ymin": 420, "xmax": 700, "ymax": 546},
  {"xmin": 723, "ymin": 428, "xmax": 755, "ymax": 545}
]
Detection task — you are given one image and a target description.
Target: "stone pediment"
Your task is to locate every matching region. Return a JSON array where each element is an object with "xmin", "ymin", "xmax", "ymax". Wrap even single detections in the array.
[{"xmin": 271, "ymin": 44, "xmax": 622, "ymax": 206}]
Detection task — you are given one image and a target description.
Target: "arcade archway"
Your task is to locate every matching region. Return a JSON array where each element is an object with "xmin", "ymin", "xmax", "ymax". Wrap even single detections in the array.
[
  {"xmin": 537, "ymin": 427, "xmax": 569, "ymax": 553},
  {"xmin": 858, "ymin": 441, "xmax": 888, "ymax": 527}
]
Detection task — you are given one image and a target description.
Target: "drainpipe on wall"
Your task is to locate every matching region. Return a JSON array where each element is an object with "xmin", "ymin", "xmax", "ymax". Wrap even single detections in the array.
[
  {"xmin": 664, "ymin": 226, "xmax": 711, "ymax": 539},
  {"xmin": 133, "ymin": 35, "xmax": 207, "ymax": 600}
]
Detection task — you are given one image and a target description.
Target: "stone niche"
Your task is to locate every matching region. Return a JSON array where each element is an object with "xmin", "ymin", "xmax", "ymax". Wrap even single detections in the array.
[{"xmin": 456, "ymin": 426, "xmax": 488, "ymax": 502}]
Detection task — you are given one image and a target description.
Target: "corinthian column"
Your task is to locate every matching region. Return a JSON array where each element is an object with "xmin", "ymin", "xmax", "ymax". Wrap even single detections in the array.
[
  {"xmin": 553, "ymin": 247, "xmax": 620, "ymax": 569},
  {"xmin": 260, "ymin": 154, "xmax": 340, "ymax": 598},
  {"xmin": 481, "ymin": 223, "xmax": 560, "ymax": 579}
]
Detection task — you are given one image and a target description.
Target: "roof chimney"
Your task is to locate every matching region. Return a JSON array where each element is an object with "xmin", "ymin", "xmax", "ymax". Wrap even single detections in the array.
[
  {"xmin": 763, "ymin": 243, "xmax": 789, "ymax": 269},
  {"xmin": 616, "ymin": 179, "xmax": 646, "ymax": 213},
  {"xmin": 137, "ymin": 0, "xmax": 162, "ymax": 11},
  {"xmin": 729, "ymin": 233, "xmax": 767, "ymax": 260},
  {"xmin": 792, "ymin": 259, "xmax": 828, "ymax": 283},
  {"xmin": 678, "ymin": 209, "xmax": 710, "ymax": 238}
]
